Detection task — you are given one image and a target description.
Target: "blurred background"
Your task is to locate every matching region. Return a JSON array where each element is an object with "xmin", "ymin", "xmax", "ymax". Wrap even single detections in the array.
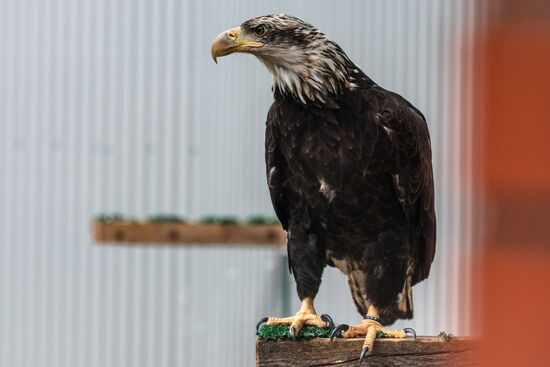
[{"xmin": 0, "ymin": 0, "xmax": 547, "ymax": 366}]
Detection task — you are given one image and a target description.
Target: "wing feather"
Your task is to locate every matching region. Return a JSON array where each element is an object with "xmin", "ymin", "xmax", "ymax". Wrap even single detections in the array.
[
  {"xmin": 374, "ymin": 90, "xmax": 436, "ymax": 283},
  {"xmin": 265, "ymin": 102, "xmax": 289, "ymax": 230}
]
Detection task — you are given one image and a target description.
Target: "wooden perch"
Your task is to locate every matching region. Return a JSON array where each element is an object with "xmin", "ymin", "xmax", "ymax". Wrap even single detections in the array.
[
  {"xmin": 256, "ymin": 337, "xmax": 479, "ymax": 367},
  {"xmin": 93, "ymin": 220, "xmax": 286, "ymax": 246}
]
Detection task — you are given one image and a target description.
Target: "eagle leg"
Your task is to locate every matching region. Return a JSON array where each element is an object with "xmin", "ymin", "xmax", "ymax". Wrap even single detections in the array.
[
  {"xmin": 256, "ymin": 297, "xmax": 334, "ymax": 340},
  {"xmin": 329, "ymin": 306, "xmax": 415, "ymax": 364}
]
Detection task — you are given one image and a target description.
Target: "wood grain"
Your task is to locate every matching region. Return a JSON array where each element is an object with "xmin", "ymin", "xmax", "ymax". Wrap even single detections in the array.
[{"xmin": 257, "ymin": 337, "xmax": 479, "ymax": 367}]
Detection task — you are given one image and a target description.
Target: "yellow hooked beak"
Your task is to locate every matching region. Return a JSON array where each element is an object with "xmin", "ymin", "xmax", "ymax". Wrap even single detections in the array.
[{"xmin": 211, "ymin": 27, "xmax": 263, "ymax": 63}]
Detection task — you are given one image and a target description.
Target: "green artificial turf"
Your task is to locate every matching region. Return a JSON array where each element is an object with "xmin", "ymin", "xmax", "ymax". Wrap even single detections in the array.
[
  {"xmin": 257, "ymin": 324, "xmax": 332, "ymax": 340},
  {"xmin": 256, "ymin": 324, "xmax": 390, "ymax": 340}
]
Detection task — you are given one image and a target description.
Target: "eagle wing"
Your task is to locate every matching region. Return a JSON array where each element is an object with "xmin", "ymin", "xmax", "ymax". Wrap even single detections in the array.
[
  {"xmin": 265, "ymin": 101, "xmax": 289, "ymax": 230},
  {"xmin": 373, "ymin": 88, "xmax": 436, "ymax": 284}
]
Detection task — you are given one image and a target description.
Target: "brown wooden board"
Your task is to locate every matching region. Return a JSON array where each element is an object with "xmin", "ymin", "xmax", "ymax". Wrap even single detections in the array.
[
  {"xmin": 93, "ymin": 221, "xmax": 286, "ymax": 246},
  {"xmin": 256, "ymin": 337, "xmax": 479, "ymax": 367}
]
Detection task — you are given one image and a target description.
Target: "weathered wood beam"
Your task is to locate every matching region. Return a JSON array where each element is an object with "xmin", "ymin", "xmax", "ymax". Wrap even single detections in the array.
[
  {"xmin": 257, "ymin": 337, "xmax": 479, "ymax": 367},
  {"xmin": 93, "ymin": 220, "xmax": 286, "ymax": 246}
]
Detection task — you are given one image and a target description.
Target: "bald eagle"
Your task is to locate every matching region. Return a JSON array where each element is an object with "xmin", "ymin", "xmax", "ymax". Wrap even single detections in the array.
[{"xmin": 212, "ymin": 14, "xmax": 435, "ymax": 362}]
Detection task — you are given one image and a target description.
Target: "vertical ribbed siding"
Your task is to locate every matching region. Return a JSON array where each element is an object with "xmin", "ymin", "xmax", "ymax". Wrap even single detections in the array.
[{"xmin": 0, "ymin": 1, "xmax": 486, "ymax": 366}]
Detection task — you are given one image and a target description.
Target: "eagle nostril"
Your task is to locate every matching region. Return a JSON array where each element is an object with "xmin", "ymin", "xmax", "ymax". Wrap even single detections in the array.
[{"xmin": 227, "ymin": 31, "xmax": 236, "ymax": 41}]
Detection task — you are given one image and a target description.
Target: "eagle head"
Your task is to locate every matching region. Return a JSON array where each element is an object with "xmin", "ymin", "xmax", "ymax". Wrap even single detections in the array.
[{"xmin": 211, "ymin": 14, "xmax": 360, "ymax": 105}]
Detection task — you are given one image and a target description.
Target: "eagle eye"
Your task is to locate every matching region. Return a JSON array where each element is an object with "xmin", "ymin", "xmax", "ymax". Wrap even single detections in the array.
[{"xmin": 254, "ymin": 26, "xmax": 267, "ymax": 37}]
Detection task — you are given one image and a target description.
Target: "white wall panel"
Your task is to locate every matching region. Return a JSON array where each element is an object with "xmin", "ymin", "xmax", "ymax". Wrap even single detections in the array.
[{"xmin": 0, "ymin": 1, "xmax": 486, "ymax": 366}]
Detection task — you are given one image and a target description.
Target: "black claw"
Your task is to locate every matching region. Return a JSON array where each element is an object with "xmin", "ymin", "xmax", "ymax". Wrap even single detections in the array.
[
  {"xmin": 290, "ymin": 326, "xmax": 297, "ymax": 341},
  {"xmin": 256, "ymin": 317, "xmax": 268, "ymax": 331},
  {"xmin": 404, "ymin": 327, "xmax": 416, "ymax": 339},
  {"xmin": 320, "ymin": 314, "xmax": 335, "ymax": 331},
  {"xmin": 359, "ymin": 346, "xmax": 369, "ymax": 364},
  {"xmin": 329, "ymin": 324, "xmax": 349, "ymax": 341}
]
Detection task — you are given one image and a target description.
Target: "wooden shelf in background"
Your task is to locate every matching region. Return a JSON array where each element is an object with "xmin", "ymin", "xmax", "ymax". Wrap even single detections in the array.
[
  {"xmin": 256, "ymin": 337, "xmax": 479, "ymax": 367},
  {"xmin": 93, "ymin": 220, "xmax": 286, "ymax": 246}
]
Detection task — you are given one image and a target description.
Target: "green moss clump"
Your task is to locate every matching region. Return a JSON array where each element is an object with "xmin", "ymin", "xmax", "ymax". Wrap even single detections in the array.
[
  {"xmin": 198, "ymin": 215, "xmax": 217, "ymax": 224},
  {"xmin": 218, "ymin": 216, "xmax": 238, "ymax": 224},
  {"xmin": 96, "ymin": 213, "xmax": 125, "ymax": 222},
  {"xmin": 247, "ymin": 215, "xmax": 270, "ymax": 225},
  {"xmin": 199, "ymin": 215, "xmax": 238, "ymax": 224},
  {"xmin": 146, "ymin": 214, "xmax": 185, "ymax": 223},
  {"xmin": 246, "ymin": 215, "xmax": 281, "ymax": 225}
]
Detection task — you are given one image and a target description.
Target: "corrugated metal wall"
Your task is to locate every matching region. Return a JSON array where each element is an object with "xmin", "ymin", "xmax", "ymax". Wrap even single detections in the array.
[{"xmin": 0, "ymin": 1, "xmax": 487, "ymax": 366}]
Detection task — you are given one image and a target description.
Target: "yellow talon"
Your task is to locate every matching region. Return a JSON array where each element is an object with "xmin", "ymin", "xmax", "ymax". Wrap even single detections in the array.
[
  {"xmin": 261, "ymin": 297, "xmax": 331, "ymax": 339},
  {"xmin": 332, "ymin": 305, "xmax": 415, "ymax": 363}
]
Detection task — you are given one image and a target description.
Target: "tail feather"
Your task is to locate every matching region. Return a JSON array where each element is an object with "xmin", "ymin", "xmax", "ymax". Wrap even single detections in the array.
[{"xmin": 379, "ymin": 275, "xmax": 414, "ymax": 325}]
